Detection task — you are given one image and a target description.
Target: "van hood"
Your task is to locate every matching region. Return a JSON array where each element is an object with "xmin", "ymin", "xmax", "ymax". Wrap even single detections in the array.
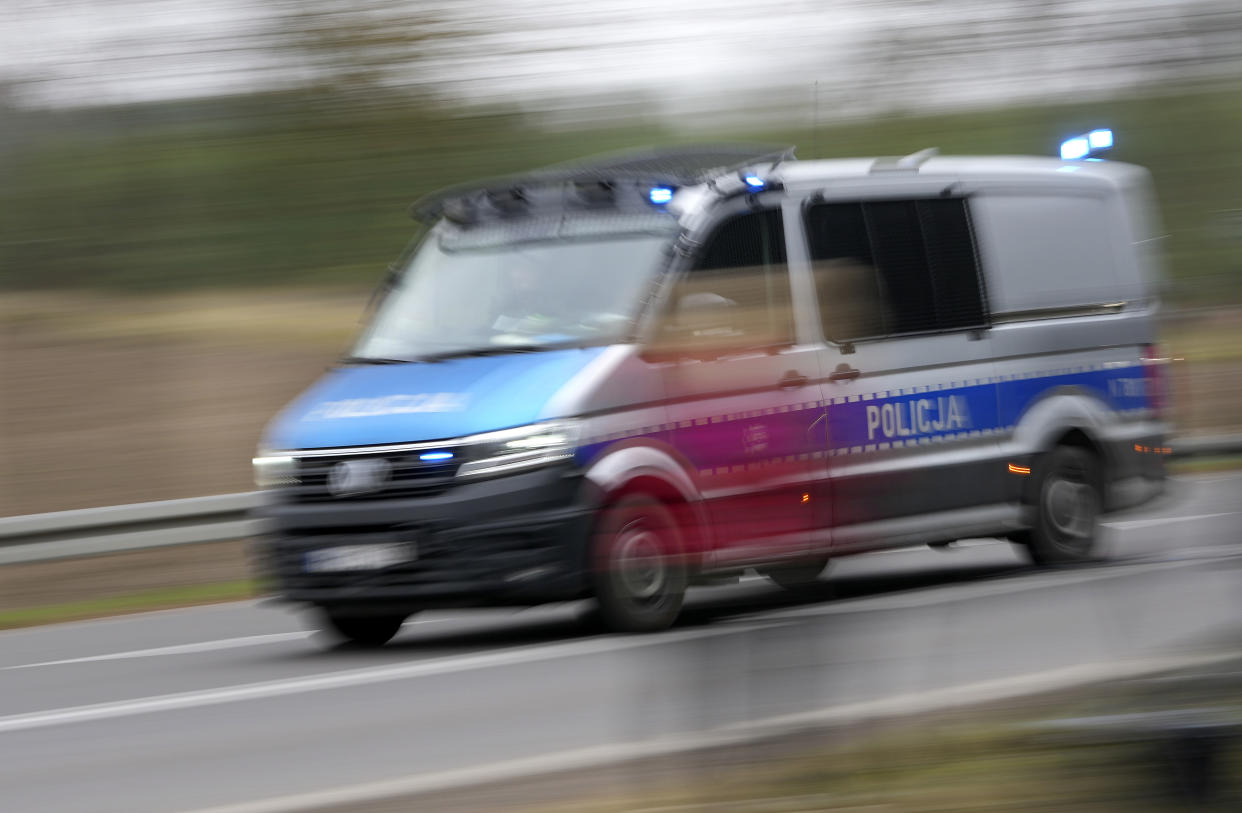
[{"xmin": 263, "ymin": 347, "xmax": 609, "ymax": 450}]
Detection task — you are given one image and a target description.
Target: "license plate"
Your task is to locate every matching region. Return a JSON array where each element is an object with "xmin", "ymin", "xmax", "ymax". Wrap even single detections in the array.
[{"xmin": 303, "ymin": 543, "xmax": 413, "ymax": 573}]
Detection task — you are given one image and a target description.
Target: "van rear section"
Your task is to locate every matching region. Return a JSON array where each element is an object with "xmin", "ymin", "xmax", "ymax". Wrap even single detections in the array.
[{"xmin": 962, "ymin": 160, "xmax": 1168, "ymax": 515}]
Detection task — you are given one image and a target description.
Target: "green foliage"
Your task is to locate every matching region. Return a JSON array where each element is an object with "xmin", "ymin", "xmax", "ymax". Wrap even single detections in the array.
[
  {"xmin": 2, "ymin": 83, "xmax": 1240, "ymax": 303},
  {"xmin": 0, "ymin": 581, "xmax": 255, "ymax": 630}
]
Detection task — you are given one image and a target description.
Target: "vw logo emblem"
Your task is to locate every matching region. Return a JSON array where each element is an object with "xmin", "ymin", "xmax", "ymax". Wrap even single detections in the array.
[{"xmin": 327, "ymin": 458, "xmax": 391, "ymax": 497}]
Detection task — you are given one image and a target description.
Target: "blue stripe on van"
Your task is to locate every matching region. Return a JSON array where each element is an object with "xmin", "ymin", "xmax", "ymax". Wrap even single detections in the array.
[
  {"xmin": 575, "ymin": 364, "xmax": 1151, "ymax": 470},
  {"xmin": 826, "ymin": 365, "xmax": 1150, "ymax": 452}
]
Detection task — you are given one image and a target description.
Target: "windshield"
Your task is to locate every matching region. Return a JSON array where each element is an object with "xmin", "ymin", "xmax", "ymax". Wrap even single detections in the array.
[{"xmin": 353, "ymin": 217, "xmax": 676, "ymax": 361}]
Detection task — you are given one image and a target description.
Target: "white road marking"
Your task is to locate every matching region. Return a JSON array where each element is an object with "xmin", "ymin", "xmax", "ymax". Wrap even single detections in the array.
[
  {"xmin": 1, "ymin": 616, "xmax": 462, "ymax": 671},
  {"xmin": 0, "ymin": 622, "xmax": 776, "ymax": 735},
  {"xmin": 3, "ymin": 632, "xmax": 314, "ymax": 671},
  {"xmin": 1164, "ymin": 544, "xmax": 1242, "ymax": 560},
  {"xmin": 1103, "ymin": 511, "xmax": 1236, "ymax": 530},
  {"xmin": 180, "ymin": 650, "xmax": 1240, "ymax": 813},
  {"xmin": 1173, "ymin": 472, "xmax": 1242, "ymax": 484}
]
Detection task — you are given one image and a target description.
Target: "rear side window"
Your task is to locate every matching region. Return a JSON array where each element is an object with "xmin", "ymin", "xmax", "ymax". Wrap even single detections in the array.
[
  {"xmin": 655, "ymin": 209, "xmax": 794, "ymax": 354},
  {"xmin": 969, "ymin": 193, "xmax": 1120, "ymax": 313},
  {"xmin": 806, "ymin": 199, "xmax": 986, "ymax": 342}
]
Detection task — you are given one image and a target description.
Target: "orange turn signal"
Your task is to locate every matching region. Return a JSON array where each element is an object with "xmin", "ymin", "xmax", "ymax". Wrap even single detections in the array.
[{"xmin": 1008, "ymin": 463, "xmax": 1031, "ymax": 475}]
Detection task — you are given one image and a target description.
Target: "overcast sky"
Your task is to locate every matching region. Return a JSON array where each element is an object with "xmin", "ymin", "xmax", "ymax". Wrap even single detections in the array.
[{"xmin": 2, "ymin": 0, "xmax": 1237, "ymax": 116}]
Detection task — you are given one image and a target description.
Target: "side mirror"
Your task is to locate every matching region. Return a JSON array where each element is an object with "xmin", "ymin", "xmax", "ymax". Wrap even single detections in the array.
[{"xmin": 642, "ymin": 292, "xmax": 748, "ymax": 361}]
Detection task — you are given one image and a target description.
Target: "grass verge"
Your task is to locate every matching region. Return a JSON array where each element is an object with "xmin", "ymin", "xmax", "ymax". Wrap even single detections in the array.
[{"xmin": 0, "ymin": 580, "xmax": 255, "ymax": 631}]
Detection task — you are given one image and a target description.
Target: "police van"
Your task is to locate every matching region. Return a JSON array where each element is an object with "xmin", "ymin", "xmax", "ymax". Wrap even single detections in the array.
[{"xmin": 251, "ymin": 142, "xmax": 1169, "ymax": 645}]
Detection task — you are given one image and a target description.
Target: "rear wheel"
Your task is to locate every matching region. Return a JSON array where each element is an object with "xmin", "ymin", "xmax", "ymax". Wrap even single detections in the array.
[
  {"xmin": 1019, "ymin": 446, "xmax": 1103, "ymax": 566},
  {"xmin": 318, "ymin": 609, "xmax": 407, "ymax": 647},
  {"xmin": 592, "ymin": 496, "xmax": 687, "ymax": 632}
]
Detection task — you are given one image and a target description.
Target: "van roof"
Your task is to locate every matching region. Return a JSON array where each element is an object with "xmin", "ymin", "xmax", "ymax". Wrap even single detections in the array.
[
  {"xmin": 412, "ymin": 146, "xmax": 1152, "ymax": 225},
  {"xmin": 774, "ymin": 155, "xmax": 1149, "ymax": 191}
]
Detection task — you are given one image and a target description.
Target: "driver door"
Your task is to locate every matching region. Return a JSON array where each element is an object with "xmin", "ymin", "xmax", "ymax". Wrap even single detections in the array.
[{"xmin": 656, "ymin": 206, "xmax": 824, "ymax": 569}]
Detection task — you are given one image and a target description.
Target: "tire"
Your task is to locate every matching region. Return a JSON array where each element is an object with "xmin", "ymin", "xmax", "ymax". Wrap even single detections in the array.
[
  {"xmin": 764, "ymin": 556, "xmax": 831, "ymax": 590},
  {"xmin": 1020, "ymin": 446, "xmax": 1104, "ymax": 566},
  {"xmin": 319, "ymin": 609, "xmax": 407, "ymax": 647},
  {"xmin": 591, "ymin": 495, "xmax": 688, "ymax": 633}
]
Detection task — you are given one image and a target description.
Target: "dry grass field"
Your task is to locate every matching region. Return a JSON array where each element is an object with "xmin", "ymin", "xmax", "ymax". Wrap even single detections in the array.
[{"xmin": 1, "ymin": 292, "xmax": 1238, "ymax": 519}]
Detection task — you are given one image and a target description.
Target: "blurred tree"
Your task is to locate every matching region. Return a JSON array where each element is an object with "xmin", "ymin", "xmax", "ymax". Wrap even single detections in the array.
[
  {"xmin": 266, "ymin": 0, "xmax": 474, "ymax": 109},
  {"xmin": 837, "ymin": 0, "xmax": 1242, "ymax": 114}
]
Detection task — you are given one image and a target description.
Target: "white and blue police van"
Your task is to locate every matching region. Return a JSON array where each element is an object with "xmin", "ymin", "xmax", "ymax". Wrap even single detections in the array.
[{"xmin": 252, "ymin": 140, "xmax": 1169, "ymax": 645}]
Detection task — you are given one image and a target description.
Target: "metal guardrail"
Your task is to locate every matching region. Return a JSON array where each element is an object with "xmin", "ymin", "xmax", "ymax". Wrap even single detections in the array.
[
  {"xmin": 0, "ymin": 492, "xmax": 265, "ymax": 566},
  {"xmin": 1170, "ymin": 433, "xmax": 1242, "ymax": 459},
  {"xmin": 0, "ymin": 434, "xmax": 1238, "ymax": 567}
]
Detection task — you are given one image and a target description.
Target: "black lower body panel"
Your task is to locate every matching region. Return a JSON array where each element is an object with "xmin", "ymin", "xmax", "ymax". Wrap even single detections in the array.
[{"xmin": 251, "ymin": 467, "xmax": 600, "ymax": 614}]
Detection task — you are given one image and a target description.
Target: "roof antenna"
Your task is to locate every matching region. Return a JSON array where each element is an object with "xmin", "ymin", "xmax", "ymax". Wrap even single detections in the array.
[{"xmin": 812, "ymin": 80, "xmax": 820, "ymax": 159}]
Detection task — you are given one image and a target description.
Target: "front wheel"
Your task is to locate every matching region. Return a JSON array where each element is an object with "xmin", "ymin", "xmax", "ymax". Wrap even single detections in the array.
[
  {"xmin": 591, "ymin": 496, "xmax": 687, "ymax": 633},
  {"xmin": 318, "ymin": 609, "xmax": 408, "ymax": 647},
  {"xmin": 1019, "ymin": 446, "xmax": 1104, "ymax": 566}
]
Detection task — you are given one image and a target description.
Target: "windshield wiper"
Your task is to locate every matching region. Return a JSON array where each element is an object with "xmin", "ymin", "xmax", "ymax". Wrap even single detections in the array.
[
  {"xmin": 339, "ymin": 355, "xmax": 419, "ymax": 365},
  {"xmin": 417, "ymin": 344, "xmax": 553, "ymax": 362}
]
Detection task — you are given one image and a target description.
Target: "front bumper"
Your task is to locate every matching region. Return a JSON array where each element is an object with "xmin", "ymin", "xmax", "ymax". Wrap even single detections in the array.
[{"xmin": 251, "ymin": 466, "xmax": 600, "ymax": 613}]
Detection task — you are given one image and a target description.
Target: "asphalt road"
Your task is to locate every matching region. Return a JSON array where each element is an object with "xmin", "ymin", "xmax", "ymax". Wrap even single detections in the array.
[{"xmin": 2, "ymin": 472, "xmax": 1239, "ymax": 813}]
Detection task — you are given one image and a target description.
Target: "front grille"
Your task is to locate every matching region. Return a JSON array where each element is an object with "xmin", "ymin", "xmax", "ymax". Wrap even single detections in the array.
[
  {"xmin": 285, "ymin": 451, "xmax": 461, "ymax": 502},
  {"xmin": 267, "ymin": 524, "xmax": 565, "ymax": 591}
]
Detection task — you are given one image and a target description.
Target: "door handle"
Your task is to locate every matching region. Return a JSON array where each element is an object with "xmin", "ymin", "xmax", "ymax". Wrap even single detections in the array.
[
  {"xmin": 828, "ymin": 363, "xmax": 861, "ymax": 382},
  {"xmin": 778, "ymin": 370, "xmax": 808, "ymax": 389}
]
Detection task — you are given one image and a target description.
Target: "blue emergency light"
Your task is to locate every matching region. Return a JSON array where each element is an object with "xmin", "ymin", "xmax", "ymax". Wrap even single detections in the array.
[
  {"xmin": 743, "ymin": 174, "xmax": 765, "ymax": 190},
  {"xmin": 648, "ymin": 186, "xmax": 674, "ymax": 205},
  {"xmin": 1060, "ymin": 128, "xmax": 1113, "ymax": 161},
  {"xmin": 419, "ymin": 451, "xmax": 454, "ymax": 462}
]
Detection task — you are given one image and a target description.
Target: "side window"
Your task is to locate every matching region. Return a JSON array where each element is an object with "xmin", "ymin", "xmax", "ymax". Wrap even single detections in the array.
[
  {"xmin": 806, "ymin": 198, "xmax": 986, "ymax": 342},
  {"xmin": 918, "ymin": 198, "xmax": 987, "ymax": 329},
  {"xmin": 658, "ymin": 209, "xmax": 793, "ymax": 354}
]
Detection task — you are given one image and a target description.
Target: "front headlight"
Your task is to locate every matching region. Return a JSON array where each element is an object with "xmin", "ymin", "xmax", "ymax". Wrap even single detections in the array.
[
  {"xmin": 455, "ymin": 421, "xmax": 580, "ymax": 479},
  {"xmin": 252, "ymin": 453, "xmax": 298, "ymax": 488}
]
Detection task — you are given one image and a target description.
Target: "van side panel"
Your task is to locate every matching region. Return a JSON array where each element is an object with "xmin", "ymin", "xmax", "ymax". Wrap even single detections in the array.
[{"xmin": 972, "ymin": 192, "xmax": 1125, "ymax": 313}]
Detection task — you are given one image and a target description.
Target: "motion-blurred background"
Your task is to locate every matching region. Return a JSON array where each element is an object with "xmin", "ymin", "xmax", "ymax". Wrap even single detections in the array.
[
  {"xmin": 1, "ymin": 0, "xmax": 1240, "ymax": 513},
  {"xmin": 2, "ymin": 5, "xmax": 1242, "ymax": 811}
]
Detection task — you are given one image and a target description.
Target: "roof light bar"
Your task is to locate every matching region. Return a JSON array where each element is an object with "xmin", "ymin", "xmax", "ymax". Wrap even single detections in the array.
[
  {"xmin": 572, "ymin": 180, "xmax": 616, "ymax": 207},
  {"xmin": 1088, "ymin": 129, "xmax": 1113, "ymax": 149},
  {"xmin": 1060, "ymin": 128, "xmax": 1114, "ymax": 161},
  {"xmin": 485, "ymin": 187, "xmax": 530, "ymax": 216},
  {"xmin": 1060, "ymin": 137, "xmax": 1090, "ymax": 161}
]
